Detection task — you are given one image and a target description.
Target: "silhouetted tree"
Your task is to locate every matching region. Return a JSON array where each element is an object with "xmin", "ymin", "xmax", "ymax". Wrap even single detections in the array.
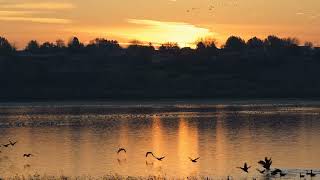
[
  {"xmin": 247, "ymin": 37, "xmax": 264, "ymax": 49},
  {"xmin": 25, "ymin": 40, "xmax": 40, "ymax": 53},
  {"xmin": 87, "ymin": 38, "xmax": 121, "ymax": 53},
  {"xmin": 159, "ymin": 42, "xmax": 180, "ymax": 54},
  {"xmin": 40, "ymin": 42, "xmax": 56, "ymax": 53},
  {"xmin": 0, "ymin": 36, "xmax": 15, "ymax": 55},
  {"xmin": 224, "ymin": 36, "xmax": 246, "ymax": 51},
  {"xmin": 56, "ymin": 39, "xmax": 66, "ymax": 48},
  {"xmin": 67, "ymin": 37, "xmax": 84, "ymax": 53},
  {"xmin": 126, "ymin": 41, "xmax": 155, "ymax": 62},
  {"xmin": 196, "ymin": 38, "xmax": 218, "ymax": 57}
]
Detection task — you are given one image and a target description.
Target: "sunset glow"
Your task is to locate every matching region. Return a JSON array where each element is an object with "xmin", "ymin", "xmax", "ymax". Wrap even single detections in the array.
[{"xmin": 0, "ymin": 0, "xmax": 320, "ymax": 48}]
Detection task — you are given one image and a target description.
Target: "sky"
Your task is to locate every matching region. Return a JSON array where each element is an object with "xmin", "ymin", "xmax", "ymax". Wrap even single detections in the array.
[{"xmin": 0, "ymin": 0, "xmax": 320, "ymax": 48}]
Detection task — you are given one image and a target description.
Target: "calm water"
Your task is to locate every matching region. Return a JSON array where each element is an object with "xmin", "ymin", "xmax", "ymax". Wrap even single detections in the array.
[{"xmin": 0, "ymin": 100, "xmax": 320, "ymax": 179}]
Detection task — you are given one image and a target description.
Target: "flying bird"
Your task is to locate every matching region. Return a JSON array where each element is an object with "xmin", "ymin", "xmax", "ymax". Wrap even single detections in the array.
[
  {"xmin": 117, "ymin": 148, "xmax": 126, "ymax": 154},
  {"xmin": 23, "ymin": 154, "xmax": 33, "ymax": 157},
  {"xmin": 155, "ymin": 156, "xmax": 166, "ymax": 161},
  {"xmin": 3, "ymin": 144, "xmax": 10, "ymax": 148},
  {"xmin": 237, "ymin": 162, "xmax": 251, "ymax": 173},
  {"xmin": 258, "ymin": 157, "xmax": 272, "ymax": 170},
  {"xmin": 146, "ymin": 152, "xmax": 154, "ymax": 158},
  {"xmin": 189, "ymin": 157, "xmax": 200, "ymax": 163},
  {"xmin": 9, "ymin": 140, "xmax": 17, "ymax": 146}
]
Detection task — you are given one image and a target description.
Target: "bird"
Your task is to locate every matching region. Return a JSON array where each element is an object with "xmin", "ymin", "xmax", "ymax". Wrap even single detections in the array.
[
  {"xmin": 237, "ymin": 162, "xmax": 251, "ymax": 173},
  {"xmin": 146, "ymin": 152, "xmax": 154, "ymax": 158},
  {"xmin": 117, "ymin": 148, "xmax": 126, "ymax": 154},
  {"xmin": 280, "ymin": 172, "xmax": 287, "ymax": 177},
  {"xmin": 3, "ymin": 144, "xmax": 10, "ymax": 148},
  {"xmin": 9, "ymin": 140, "xmax": 17, "ymax": 146},
  {"xmin": 256, "ymin": 168, "xmax": 265, "ymax": 174},
  {"xmin": 308, "ymin": 170, "xmax": 316, "ymax": 177},
  {"xmin": 189, "ymin": 157, "xmax": 200, "ymax": 163},
  {"xmin": 299, "ymin": 173, "xmax": 305, "ymax": 178},
  {"xmin": 155, "ymin": 156, "xmax": 165, "ymax": 161},
  {"xmin": 23, "ymin": 154, "xmax": 33, "ymax": 157},
  {"xmin": 271, "ymin": 168, "xmax": 282, "ymax": 176},
  {"xmin": 258, "ymin": 157, "xmax": 272, "ymax": 170}
]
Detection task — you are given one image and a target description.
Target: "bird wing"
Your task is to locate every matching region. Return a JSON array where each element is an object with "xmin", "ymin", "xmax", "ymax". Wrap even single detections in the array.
[{"xmin": 195, "ymin": 157, "xmax": 200, "ymax": 161}]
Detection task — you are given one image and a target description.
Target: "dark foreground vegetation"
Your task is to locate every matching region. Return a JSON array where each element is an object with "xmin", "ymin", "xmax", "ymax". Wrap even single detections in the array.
[{"xmin": 0, "ymin": 35, "xmax": 320, "ymax": 100}]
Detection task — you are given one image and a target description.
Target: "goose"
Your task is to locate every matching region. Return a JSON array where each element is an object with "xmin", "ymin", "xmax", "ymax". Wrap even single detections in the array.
[
  {"xmin": 117, "ymin": 148, "xmax": 126, "ymax": 154},
  {"xmin": 189, "ymin": 157, "xmax": 200, "ymax": 163},
  {"xmin": 23, "ymin": 154, "xmax": 33, "ymax": 157},
  {"xmin": 237, "ymin": 162, "xmax": 251, "ymax": 173}
]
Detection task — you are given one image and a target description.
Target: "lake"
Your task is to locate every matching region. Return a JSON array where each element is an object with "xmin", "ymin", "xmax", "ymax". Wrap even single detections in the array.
[{"xmin": 0, "ymin": 100, "xmax": 320, "ymax": 179}]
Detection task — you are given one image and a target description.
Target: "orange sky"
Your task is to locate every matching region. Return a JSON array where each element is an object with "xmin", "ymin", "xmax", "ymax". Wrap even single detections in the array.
[{"xmin": 0, "ymin": 0, "xmax": 320, "ymax": 48}]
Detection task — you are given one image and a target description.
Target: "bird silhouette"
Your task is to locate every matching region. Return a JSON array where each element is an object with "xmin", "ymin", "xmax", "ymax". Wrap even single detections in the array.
[
  {"xmin": 155, "ymin": 156, "xmax": 165, "ymax": 161},
  {"xmin": 117, "ymin": 148, "xmax": 126, "ymax": 154},
  {"xmin": 237, "ymin": 162, "xmax": 251, "ymax": 173},
  {"xmin": 3, "ymin": 144, "xmax": 10, "ymax": 148},
  {"xmin": 9, "ymin": 140, "xmax": 17, "ymax": 146},
  {"xmin": 189, "ymin": 157, "xmax": 200, "ymax": 163},
  {"xmin": 308, "ymin": 170, "xmax": 316, "ymax": 177},
  {"xmin": 256, "ymin": 168, "xmax": 265, "ymax": 174},
  {"xmin": 146, "ymin": 152, "xmax": 154, "ymax": 158},
  {"xmin": 258, "ymin": 157, "xmax": 272, "ymax": 170},
  {"xmin": 271, "ymin": 168, "xmax": 282, "ymax": 176},
  {"xmin": 23, "ymin": 154, "xmax": 33, "ymax": 157},
  {"xmin": 280, "ymin": 172, "xmax": 287, "ymax": 177},
  {"xmin": 300, "ymin": 173, "xmax": 305, "ymax": 178}
]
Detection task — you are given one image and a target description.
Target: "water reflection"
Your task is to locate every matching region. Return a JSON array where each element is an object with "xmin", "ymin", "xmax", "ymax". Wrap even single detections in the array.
[{"xmin": 0, "ymin": 103, "xmax": 320, "ymax": 179}]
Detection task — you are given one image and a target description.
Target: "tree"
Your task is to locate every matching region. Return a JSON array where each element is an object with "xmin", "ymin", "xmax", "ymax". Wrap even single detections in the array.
[
  {"xmin": 0, "ymin": 36, "xmax": 14, "ymax": 55},
  {"xmin": 159, "ymin": 42, "xmax": 180, "ymax": 54},
  {"xmin": 247, "ymin": 37, "xmax": 264, "ymax": 49},
  {"xmin": 196, "ymin": 38, "xmax": 218, "ymax": 58},
  {"xmin": 56, "ymin": 39, "xmax": 66, "ymax": 48},
  {"xmin": 67, "ymin": 37, "xmax": 84, "ymax": 52},
  {"xmin": 40, "ymin": 42, "xmax": 56, "ymax": 53},
  {"xmin": 224, "ymin": 36, "xmax": 246, "ymax": 51},
  {"xmin": 25, "ymin": 40, "xmax": 40, "ymax": 53},
  {"xmin": 88, "ymin": 38, "xmax": 121, "ymax": 50}
]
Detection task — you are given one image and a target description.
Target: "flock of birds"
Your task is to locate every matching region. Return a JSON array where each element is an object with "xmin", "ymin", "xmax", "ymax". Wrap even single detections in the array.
[
  {"xmin": 236, "ymin": 157, "xmax": 317, "ymax": 179},
  {"xmin": 0, "ymin": 142, "xmax": 318, "ymax": 178},
  {"xmin": 117, "ymin": 148, "xmax": 200, "ymax": 163},
  {"xmin": 185, "ymin": 0, "xmax": 238, "ymax": 14},
  {"xmin": 0, "ymin": 140, "xmax": 33, "ymax": 158},
  {"xmin": 117, "ymin": 148, "xmax": 317, "ymax": 179}
]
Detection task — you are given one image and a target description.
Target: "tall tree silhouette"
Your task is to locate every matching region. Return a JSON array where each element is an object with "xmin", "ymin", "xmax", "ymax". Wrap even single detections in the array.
[
  {"xmin": 68, "ymin": 37, "xmax": 84, "ymax": 53},
  {"xmin": 224, "ymin": 36, "xmax": 246, "ymax": 51},
  {"xmin": 0, "ymin": 37, "xmax": 15, "ymax": 55},
  {"xmin": 25, "ymin": 40, "xmax": 40, "ymax": 53},
  {"xmin": 247, "ymin": 37, "xmax": 264, "ymax": 49}
]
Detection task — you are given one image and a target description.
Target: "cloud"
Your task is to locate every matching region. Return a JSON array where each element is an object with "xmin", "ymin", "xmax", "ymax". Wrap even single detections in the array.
[
  {"xmin": 0, "ymin": 16, "xmax": 71, "ymax": 24},
  {"xmin": 0, "ymin": 2, "xmax": 74, "ymax": 24},
  {"xmin": 0, "ymin": 2, "xmax": 75, "ymax": 10},
  {"xmin": 125, "ymin": 19, "xmax": 216, "ymax": 46}
]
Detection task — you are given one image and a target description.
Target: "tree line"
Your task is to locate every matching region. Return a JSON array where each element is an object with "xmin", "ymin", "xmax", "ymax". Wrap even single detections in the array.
[
  {"xmin": 0, "ymin": 35, "xmax": 319, "ymax": 58},
  {"xmin": 0, "ymin": 35, "xmax": 319, "ymax": 100}
]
